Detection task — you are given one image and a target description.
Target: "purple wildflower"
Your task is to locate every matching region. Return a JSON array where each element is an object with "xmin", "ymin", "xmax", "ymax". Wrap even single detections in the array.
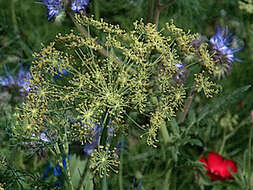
[
  {"xmin": 40, "ymin": 0, "xmax": 63, "ymax": 20},
  {"xmin": 40, "ymin": 132, "xmax": 51, "ymax": 142},
  {"xmin": 0, "ymin": 64, "xmax": 31, "ymax": 94},
  {"xmin": 71, "ymin": 0, "xmax": 90, "ymax": 13},
  {"xmin": 209, "ymin": 27, "xmax": 242, "ymax": 79}
]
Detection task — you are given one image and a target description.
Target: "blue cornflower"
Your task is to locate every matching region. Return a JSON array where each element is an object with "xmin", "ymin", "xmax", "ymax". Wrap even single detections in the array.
[
  {"xmin": 209, "ymin": 27, "xmax": 242, "ymax": 79},
  {"xmin": 83, "ymin": 122, "xmax": 102, "ymax": 156},
  {"xmin": 0, "ymin": 64, "xmax": 31, "ymax": 94},
  {"xmin": 40, "ymin": 0, "xmax": 63, "ymax": 20},
  {"xmin": 71, "ymin": 0, "xmax": 90, "ymax": 13}
]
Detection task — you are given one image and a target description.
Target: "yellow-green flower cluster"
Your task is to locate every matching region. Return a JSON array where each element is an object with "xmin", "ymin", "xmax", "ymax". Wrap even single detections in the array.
[
  {"xmin": 195, "ymin": 72, "xmax": 219, "ymax": 98},
  {"xmin": 239, "ymin": 0, "xmax": 253, "ymax": 14},
  {"xmin": 14, "ymin": 15, "xmax": 218, "ymax": 159},
  {"xmin": 0, "ymin": 183, "xmax": 4, "ymax": 190},
  {"xmin": 90, "ymin": 145, "xmax": 120, "ymax": 178}
]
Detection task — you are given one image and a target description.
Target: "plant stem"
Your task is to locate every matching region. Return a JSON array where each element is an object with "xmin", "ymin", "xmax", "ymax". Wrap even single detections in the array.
[
  {"xmin": 219, "ymin": 128, "xmax": 226, "ymax": 154},
  {"xmin": 119, "ymin": 147, "xmax": 124, "ymax": 190},
  {"xmin": 69, "ymin": 13, "xmax": 124, "ymax": 65},
  {"xmin": 54, "ymin": 142, "xmax": 73, "ymax": 189},
  {"xmin": 178, "ymin": 88, "xmax": 195, "ymax": 124},
  {"xmin": 153, "ymin": 0, "xmax": 160, "ymax": 25},
  {"xmin": 160, "ymin": 123, "xmax": 169, "ymax": 144},
  {"xmin": 62, "ymin": 123, "xmax": 74, "ymax": 190},
  {"xmin": 102, "ymin": 176, "xmax": 108, "ymax": 190},
  {"xmin": 162, "ymin": 159, "xmax": 172, "ymax": 190},
  {"xmin": 94, "ymin": 0, "xmax": 100, "ymax": 20},
  {"xmin": 248, "ymin": 126, "xmax": 252, "ymax": 189},
  {"xmin": 146, "ymin": 0, "xmax": 155, "ymax": 23},
  {"xmin": 77, "ymin": 159, "xmax": 90, "ymax": 190},
  {"xmin": 65, "ymin": 154, "xmax": 74, "ymax": 190},
  {"xmin": 11, "ymin": 0, "xmax": 18, "ymax": 34},
  {"xmin": 153, "ymin": 0, "xmax": 176, "ymax": 25}
]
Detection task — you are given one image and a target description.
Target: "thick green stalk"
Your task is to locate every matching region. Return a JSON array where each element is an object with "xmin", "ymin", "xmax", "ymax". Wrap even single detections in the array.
[
  {"xmin": 11, "ymin": 0, "xmax": 18, "ymax": 34},
  {"xmin": 162, "ymin": 169, "xmax": 172, "ymax": 190},
  {"xmin": 162, "ymin": 159, "xmax": 172, "ymax": 190},
  {"xmin": 219, "ymin": 128, "xmax": 226, "ymax": 154},
  {"xmin": 146, "ymin": 0, "xmax": 155, "ymax": 23},
  {"xmin": 77, "ymin": 159, "xmax": 90, "ymax": 190},
  {"xmin": 153, "ymin": 0, "xmax": 177, "ymax": 25},
  {"xmin": 160, "ymin": 123, "xmax": 169, "ymax": 144},
  {"xmin": 119, "ymin": 147, "xmax": 124, "ymax": 190},
  {"xmin": 160, "ymin": 121, "xmax": 171, "ymax": 188},
  {"xmin": 63, "ymin": 123, "xmax": 74, "ymax": 190},
  {"xmin": 102, "ymin": 176, "xmax": 108, "ymax": 190},
  {"xmin": 248, "ymin": 126, "xmax": 252, "ymax": 188},
  {"xmin": 94, "ymin": 0, "xmax": 100, "ymax": 20},
  {"xmin": 178, "ymin": 89, "xmax": 195, "ymax": 124},
  {"xmin": 54, "ymin": 142, "xmax": 73, "ymax": 189},
  {"xmin": 153, "ymin": 0, "xmax": 160, "ymax": 25},
  {"xmin": 65, "ymin": 154, "xmax": 74, "ymax": 190}
]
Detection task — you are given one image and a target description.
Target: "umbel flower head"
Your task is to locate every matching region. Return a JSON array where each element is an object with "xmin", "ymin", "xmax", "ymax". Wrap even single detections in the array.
[
  {"xmin": 209, "ymin": 27, "xmax": 242, "ymax": 79},
  {"xmin": 90, "ymin": 145, "xmax": 120, "ymax": 178},
  {"xmin": 14, "ymin": 16, "xmax": 220, "ymax": 179},
  {"xmin": 200, "ymin": 152, "xmax": 237, "ymax": 181},
  {"xmin": 0, "ymin": 64, "xmax": 31, "ymax": 94}
]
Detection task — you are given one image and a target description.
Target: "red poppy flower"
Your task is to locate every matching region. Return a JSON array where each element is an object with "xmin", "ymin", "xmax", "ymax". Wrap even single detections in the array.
[{"xmin": 200, "ymin": 152, "xmax": 237, "ymax": 181}]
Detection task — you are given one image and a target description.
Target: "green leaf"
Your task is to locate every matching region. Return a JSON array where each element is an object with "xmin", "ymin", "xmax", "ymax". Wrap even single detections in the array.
[
  {"xmin": 69, "ymin": 155, "xmax": 93, "ymax": 190},
  {"xmin": 187, "ymin": 139, "xmax": 203, "ymax": 147},
  {"xmin": 198, "ymin": 85, "xmax": 251, "ymax": 122}
]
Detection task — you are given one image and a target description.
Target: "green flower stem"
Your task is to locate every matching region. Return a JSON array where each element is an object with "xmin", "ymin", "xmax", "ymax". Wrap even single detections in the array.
[
  {"xmin": 119, "ymin": 147, "xmax": 124, "ymax": 190},
  {"xmin": 124, "ymin": 112, "xmax": 145, "ymax": 130},
  {"xmin": 178, "ymin": 88, "xmax": 195, "ymax": 124},
  {"xmin": 54, "ymin": 142, "xmax": 61, "ymax": 155},
  {"xmin": 65, "ymin": 154, "xmax": 74, "ymax": 190},
  {"xmin": 248, "ymin": 125, "xmax": 252, "ymax": 188},
  {"xmin": 102, "ymin": 176, "xmax": 108, "ymax": 190},
  {"xmin": 219, "ymin": 128, "xmax": 226, "ymax": 154},
  {"xmin": 146, "ymin": 0, "xmax": 155, "ymax": 23},
  {"xmin": 11, "ymin": 0, "xmax": 18, "ymax": 34},
  {"xmin": 153, "ymin": 0, "xmax": 176, "ymax": 25},
  {"xmin": 63, "ymin": 123, "xmax": 74, "ymax": 190},
  {"xmin": 69, "ymin": 13, "xmax": 124, "ymax": 65},
  {"xmin": 94, "ymin": 0, "xmax": 100, "ymax": 20},
  {"xmin": 77, "ymin": 159, "xmax": 90, "ymax": 190},
  {"xmin": 160, "ymin": 123, "xmax": 169, "ymax": 144},
  {"xmin": 162, "ymin": 159, "xmax": 172, "ymax": 190},
  {"xmin": 97, "ymin": 110, "xmax": 109, "ymax": 146}
]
